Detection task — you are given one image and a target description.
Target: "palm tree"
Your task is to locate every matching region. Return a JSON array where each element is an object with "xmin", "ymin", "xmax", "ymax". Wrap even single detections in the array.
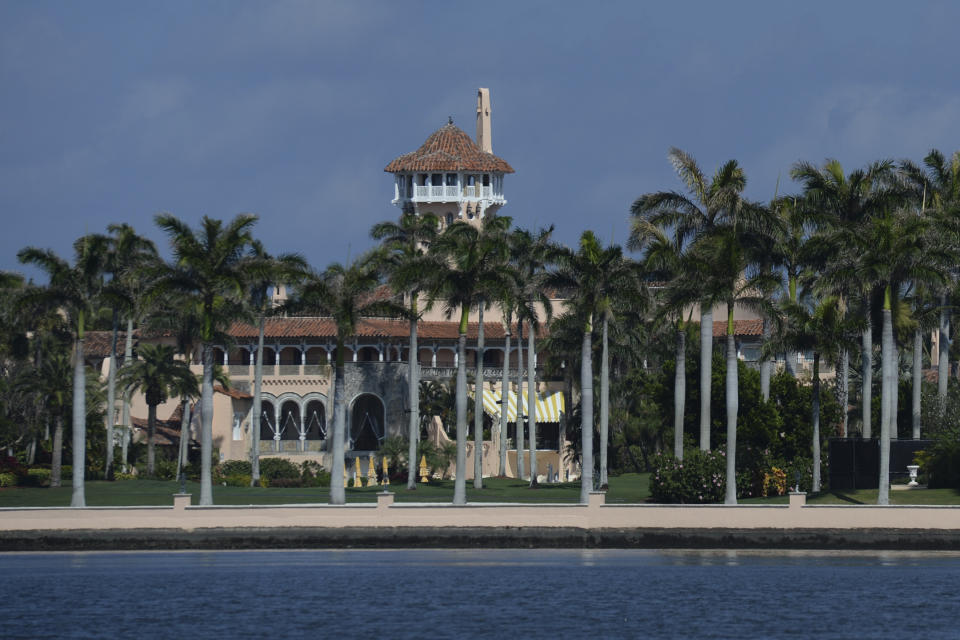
[
  {"xmin": 103, "ymin": 224, "xmax": 157, "ymax": 478},
  {"xmin": 371, "ymin": 212, "xmax": 441, "ymax": 490},
  {"xmin": 826, "ymin": 208, "xmax": 948, "ymax": 504},
  {"xmin": 769, "ymin": 294, "xmax": 852, "ymax": 492},
  {"xmin": 284, "ymin": 251, "xmax": 401, "ymax": 505},
  {"xmin": 790, "ymin": 159, "xmax": 900, "ymax": 440},
  {"xmin": 117, "ymin": 343, "xmax": 198, "ymax": 476},
  {"xmin": 630, "ymin": 221, "xmax": 696, "ymax": 458},
  {"xmin": 631, "ymin": 149, "xmax": 748, "ymax": 452},
  {"xmin": 153, "ymin": 214, "xmax": 258, "ymax": 506},
  {"xmin": 900, "ymin": 149, "xmax": 960, "ymax": 403},
  {"xmin": 433, "ymin": 217, "xmax": 513, "ymax": 503},
  {"xmin": 550, "ymin": 231, "xmax": 632, "ymax": 503},
  {"xmin": 245, "ymin": 241, "xmax": 307, "ymax": 487},
  {"xmin": 509, "ymin": 226, "xmax": 558, "ymax": 487},
  {"xmin": 18, "ymin": 234, "xmax": 109, "ymax": 507}
]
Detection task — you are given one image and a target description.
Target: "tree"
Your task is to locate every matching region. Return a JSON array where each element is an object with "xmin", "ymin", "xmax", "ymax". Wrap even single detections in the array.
[
  {"xmin": 551, "ymin": 231, "xmax": 633, "ymax": 502},
  {"xmin": 509, "ymin": 226, "xmax": 558, "ymax": 487},
  {"xmin": 244, "ymin": 240, "xmax": 306, "ymax": 487},
  {"xmin": 900, "ymin": 149, "xmax": 960, "ymax": 403},
  {"xmin": 790, "ymin": 158, "xmax": 900, "ymax": 440},
  {"xmin": 103, "ymin": 224, "xmax": 157, "ymax": 478},
  {"xmin": 371, "ymin": 212, "xmax": 440, "ymax": 490},
  {"xmin": 433, "ymin": 217, "xmax": 513, "ymax": 503},
  {"xmin": 284, "ymin": 251, "xmax": 402, "ymax": 505},
  {"xmin": 153, "ymin": 214, "xmax": 258, "ymax": 506},
  {"xmin": 19, "ymin": 235, "xmax": 109, "ymax": 507},
  {"xmin": 117, "ymin": 344, "xmax": 198, "ymax": 476},
  {"xmin": 632, "ymin": 149, "xmax": 748, "ymax": 452}
]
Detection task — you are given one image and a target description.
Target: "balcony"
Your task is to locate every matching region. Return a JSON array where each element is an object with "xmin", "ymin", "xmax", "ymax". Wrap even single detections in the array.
[{"xmin": 398, "ymin": 185, "xmax": 504, "ymax": 205}]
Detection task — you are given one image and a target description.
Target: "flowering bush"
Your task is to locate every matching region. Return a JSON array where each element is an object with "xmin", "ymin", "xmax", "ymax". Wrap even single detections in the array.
[
  {"xmin": 0, "ymin": 472, "xmax": 17, "ymax": 487},
  {"xmin": 762, "ymin": 466, "xmax": 787, "ymax": 497},
  {"xmin": 650, "ymin": 449, "xmax": 726, "ymax": 503}
]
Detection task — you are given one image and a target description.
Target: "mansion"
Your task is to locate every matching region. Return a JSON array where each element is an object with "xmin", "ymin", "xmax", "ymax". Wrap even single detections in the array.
[{"xmin": 86, "ymin": 89, "xmax": 767, "ymax": 481}]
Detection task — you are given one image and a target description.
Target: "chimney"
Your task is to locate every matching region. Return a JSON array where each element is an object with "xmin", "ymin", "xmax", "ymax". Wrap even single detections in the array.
[{"xmin": 476, "ymin": 88, "xmax": 492, "ymax": 153}]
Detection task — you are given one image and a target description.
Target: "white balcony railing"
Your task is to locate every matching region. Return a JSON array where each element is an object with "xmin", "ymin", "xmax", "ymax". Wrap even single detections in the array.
[{"xmin": 411, "ymin": 185, "xmax": 497, "ymax": 202}]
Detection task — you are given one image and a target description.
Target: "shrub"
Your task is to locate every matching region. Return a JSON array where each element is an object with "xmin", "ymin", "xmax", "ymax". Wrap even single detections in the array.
[
  {"xmin": 25, "ymin": 468, "xmax": 51, "ymax": 488},
  {"xmin": 0, "ymin": 472, "xmax": 17, "ymax": 487},
  {"xmin": 650, "ymin": 449, "xmax": 726, "ymax": 503},
  {"xmin": 223, "ymin": 474, "xmax": 252, "ymax": 487},
  {"xmin": 114, "ymin": 472, "xmax": 137, "ymax": 481},
  {"xmin": 214, "ymin": 460, "xmax": 252, "ymax": 483},
  {"xmin": 154, "ymin": 459, "xmax": 178, "ymax": 480},
  {"xmin": 300, "ymin": 460, "xmax": 330, "ymax": 487},
  {"xmin": 258, "ymin": 457, "xmax": 300, "ymax": 481}
]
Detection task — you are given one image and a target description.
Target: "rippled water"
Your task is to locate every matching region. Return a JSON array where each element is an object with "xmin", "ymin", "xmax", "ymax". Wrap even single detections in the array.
[{"xmin": 2, "ymin": 549, "xmax": 958, "ymax": 639}]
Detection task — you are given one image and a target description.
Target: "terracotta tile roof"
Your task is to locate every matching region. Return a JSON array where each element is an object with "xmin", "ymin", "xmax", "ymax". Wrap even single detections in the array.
[
  {"xmin": 712, "ymin": 319, "xmax": 763, "ymax": 338},
  {"xmin": 130, "ymin": 405, "xmax": 187, "ymax": 446},
  {"xmin": 83, "ymin": 330, "xmax": 134, "ymax": 358},
  {"xmin": 384, "ymin": 123, "xmax": 514, "ymax": 174},
  {"xmin": 228, "ymin": 318, "xmax": 545, "ymax": 341},
  {"xmin": 215, "ymin": 384, "xmax": 253, "ymax": 399}
]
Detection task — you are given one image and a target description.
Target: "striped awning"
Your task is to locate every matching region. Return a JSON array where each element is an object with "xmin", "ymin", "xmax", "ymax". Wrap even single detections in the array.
[{"xmin": 477, "ymin": 389, "xmax": 565, "ymax": 423}]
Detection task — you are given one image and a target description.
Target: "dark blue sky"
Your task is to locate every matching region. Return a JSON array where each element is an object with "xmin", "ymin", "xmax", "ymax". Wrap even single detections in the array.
[{"xmin": 3, "ymin": 1, "xmax": 960, "ymax": 277}]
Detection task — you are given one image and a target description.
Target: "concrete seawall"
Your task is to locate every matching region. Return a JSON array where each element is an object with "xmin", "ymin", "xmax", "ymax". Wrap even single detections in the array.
[{"xmin": 3, "ymin": 493, "xmax": 960, "ymax": 550}]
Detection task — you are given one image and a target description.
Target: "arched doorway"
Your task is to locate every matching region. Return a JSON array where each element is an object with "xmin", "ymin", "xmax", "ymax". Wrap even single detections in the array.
[
  {"xmin": 350, "ymin": 394, "xmax": 384, "ymax": 451},
  {"xmin": 260, "ymin": 400, "xmax": 277, "ymax": 442},
  {"xmin": 280, "ymin": 400, "xmax": 301, "ymax": 443},
  {"xmin": 304, "ymin": 399, "xmax": 327, "ymax": 440}
]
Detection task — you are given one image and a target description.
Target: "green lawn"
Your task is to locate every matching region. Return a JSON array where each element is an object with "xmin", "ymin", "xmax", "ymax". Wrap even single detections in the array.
[
  {"xmin": 3, "ymin": 473, "xmax": 958, "ymax": 507},
  {"xmin": 0, "ymin": 473, "xmax": 651, "ymax": 507}
]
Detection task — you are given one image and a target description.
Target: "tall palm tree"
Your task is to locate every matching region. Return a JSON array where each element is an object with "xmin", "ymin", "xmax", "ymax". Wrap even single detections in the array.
[
  {"xmin": 117, "ymin": 343, "xmax": 198, "ymax": 476},
  {"xmin": 631, "ymin": 221, "xmax": 696, "ymax": 458},
  {"xmin": 631, "ymin": 149, "xmax": 748, "ymax": 452},
  {"xmin": 900, "ymin": 149, "xmax": 960, "ymax": 403},
  {"xmin": 510, "ymin": 226, "xmax": 557, "ymax": 487},
  {"xmin": 433, "ymin": 217, "xmax": 513, "ymax": 503},
  {"xmin": 371, "ymin": 212, "xmax": 441, "ymax": 490},
  {"xmin": 103, "ymin": 224, "xmax": 157, "ymax": 478},
  {"xmin": 769, "ymin": 295, "xmax": 852, "ymax": 492},
  {"xmin": 550, "ymin": 231, "xmax": 631, "ymax": 503},
  {"xmin": 153, "ymin": 214, "xmax": 258, "ymax": 506},
  {"xmin": 18, "ymin": 234, "xmax": 110, "ymax": 507},
  {"xmin": 791, "ymin": 158, "xmax": 900, "ymax": 440},
  {"xmin": 245, "ymin": 241, "xmax": 306, "ymax": 487},
  {"xmin": 284, "ymin": 251, "xmax": 401, "ymax": 505}
]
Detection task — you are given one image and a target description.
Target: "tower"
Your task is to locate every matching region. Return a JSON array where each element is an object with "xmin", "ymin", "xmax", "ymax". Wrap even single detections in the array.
[{"xmin": 384, "ymin": 88, "xmax": 514, "ymax": 228}]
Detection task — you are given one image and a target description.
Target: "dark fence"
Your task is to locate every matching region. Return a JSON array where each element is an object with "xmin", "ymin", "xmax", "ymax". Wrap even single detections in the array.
[{"xmin": 828, "ymin": 438, "xmax": 932, "ymax": 490}]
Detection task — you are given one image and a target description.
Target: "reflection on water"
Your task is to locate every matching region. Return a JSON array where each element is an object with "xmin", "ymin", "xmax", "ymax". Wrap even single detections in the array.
[{"xmin": 3, "ymin": 549, "xmax": 959, "ymax": 639}]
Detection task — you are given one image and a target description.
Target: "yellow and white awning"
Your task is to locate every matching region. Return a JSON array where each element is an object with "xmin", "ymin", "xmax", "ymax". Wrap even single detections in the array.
[{"xmin": 477, "ymin": 389, "xmax": 565, "ymax": 423}]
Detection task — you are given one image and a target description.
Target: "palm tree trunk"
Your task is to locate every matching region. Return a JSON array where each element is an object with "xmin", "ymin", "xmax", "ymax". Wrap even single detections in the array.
[
  {"xmin": 862, "ymin": 312, "xmax": 873, "ymax": 440},
  {"xmin": 473, "ymin": 304, "xmax": 485, "ymax": 489},
  {"xmin": 528, "ymin": 316, "xmax": 538, "ymax": 487},
  {"xmin": 408, "ymin": 294, "xmax": 420, "ymax": 490},
  {"xmin": 199, "ymin": 343, "xmax": 215, "ymax": 506},
  {"xmin": 105, "ymin": 309, "xmax": 119, "ymax": 479},
  {"xmin": 840, "ymin": 349, "xmax": 850, "ymax": 437},
  {"xmin": 673, "ymin": 324, "xmax": 686, "ymax": 459},
  {"xmin": 786, "ymin": 277, "xmax": 798, "ymax": 378},
  {"xmin": 176, "ymin": 397, "xmax": 190, "ymax": 483},
  {"xmin": 699, "ymin": 305, "xmax": 712, "ymax": 450},
  {"xmin": 812, "ymin": 352, "xmax": 821, "ymax": 493},
  {"xmin": 892, "ymin": 341, "xmax": 899, "ymax": 440},
  {"xmin": 498, "ymin": 318, "xmax": 511, "ymax": 476},
  {"xmin": 913, "ymin": 328, "xmax": 922, "ymax": 440},
  {"xmin": 147, "ymin": 403, "xmax": 157, "ymax": 476},
  {"xmin": 71, "ymin": 333, "xmax": 86, "ymax": 508},
  {"xmin": 724, "ymin": 305, "xmax": 737, "ymax": 505},
  {"xmin": 878, "ymin": 298, "xmax": 894, "ymax": 505},
  {"xmin": 330, "ymin": 339, "xmax": 347, "ymax": 505},
  {"xmin": 598, "ymin": 314, "xmax": 609, "ymax": 488},
  {"xmin": 453, "ymin": 307, "xmax": 469, "ymax": 505},
  {"xmin": 515, "ymin": 319, "xmax": 525, "ymax": 480},
  {"xmin": 251, "ymin": 314, "xmax": 265, "ymax": 486},
  {"xmin": 51, "ymin": 414, "xmax": 63, "ymax": 488},
  {"xmin": 939, "ymin": 295, "xmax": 949, "ymax": 401},
  {"xmin": 760, "ymin": 315, "xmax": 771, "ymax": 402},
  {"xmin": 579, "ymin": 320, "xmax": 594, "ymax": 505},
  {"xmin": 121, "ymin": 317, "xmax": 134, "ymax": 471},
  {"xmin": 562, "ymin": 366, "xmax": 573, "ymax": 480}
]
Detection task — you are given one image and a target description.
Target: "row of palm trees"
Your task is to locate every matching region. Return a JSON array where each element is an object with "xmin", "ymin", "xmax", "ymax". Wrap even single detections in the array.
[{"xmin": 631, "ymin": 147, "xmax": 960, "ymax": 505}]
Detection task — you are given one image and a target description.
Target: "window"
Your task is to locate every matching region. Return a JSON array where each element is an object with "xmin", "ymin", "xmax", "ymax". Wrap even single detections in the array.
[
  {"xmin": 431, "ymin": 174, "xmax": 442, "ymax": 186},
  {"xmin": 482, "ymin": 174, "xmax": 490, "ymax": 186},
  {"xmin": 445, "ymin": 213, "xmax": 453, "ymax": 226}
]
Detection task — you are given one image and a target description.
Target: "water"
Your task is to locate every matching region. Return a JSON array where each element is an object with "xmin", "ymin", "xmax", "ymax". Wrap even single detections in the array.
[{"xmin": 1, "ymin": 549, "xmax": 958, "ymax": 639}]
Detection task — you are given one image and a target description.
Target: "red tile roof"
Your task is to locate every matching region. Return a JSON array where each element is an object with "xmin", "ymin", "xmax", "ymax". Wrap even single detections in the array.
[
  {"xmin": 83, "ymin": 331, "xmax": 134, "ymax": 358},
  {"xmin": 384, "ymin": 123, "xmax": 514, "ymax": 174},
  {"xmin": 712, "ymin": 319, "xmax": 763, "ymax": 338},
  {"xmin": 228, "ymin": 317, "xmax": 544, "ymax": 341},
  {"xmin": 215, "ymin": 384, "xmax": 253, "ymax": 399}
]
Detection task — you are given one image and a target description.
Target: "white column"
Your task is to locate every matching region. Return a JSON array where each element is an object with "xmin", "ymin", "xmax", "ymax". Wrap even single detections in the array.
[{"xmin": 431, "ymin": 346, "xmax": 437, "ymax": 367}]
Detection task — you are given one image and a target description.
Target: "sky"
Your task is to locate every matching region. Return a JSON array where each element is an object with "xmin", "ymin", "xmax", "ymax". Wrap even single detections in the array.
[{"xmin": 3, "ymin": 0, "xmax": 960, "ymax": 279}]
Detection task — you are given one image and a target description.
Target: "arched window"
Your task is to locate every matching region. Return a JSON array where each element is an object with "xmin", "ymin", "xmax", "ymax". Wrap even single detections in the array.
[
  {"xmin": 350, "ymin": 394, "xmax": 385, "ymax": 451},
  {"xmin": 304, "ymin": 400, "xmax": 326, "ymax": 440},
  {"xmin": 280, "ymin": 401, "xmax": 301, "ymax": 440},
  {"xmin": 260, "ymin": 401, "xmax": 276, "ymax": 441}
]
